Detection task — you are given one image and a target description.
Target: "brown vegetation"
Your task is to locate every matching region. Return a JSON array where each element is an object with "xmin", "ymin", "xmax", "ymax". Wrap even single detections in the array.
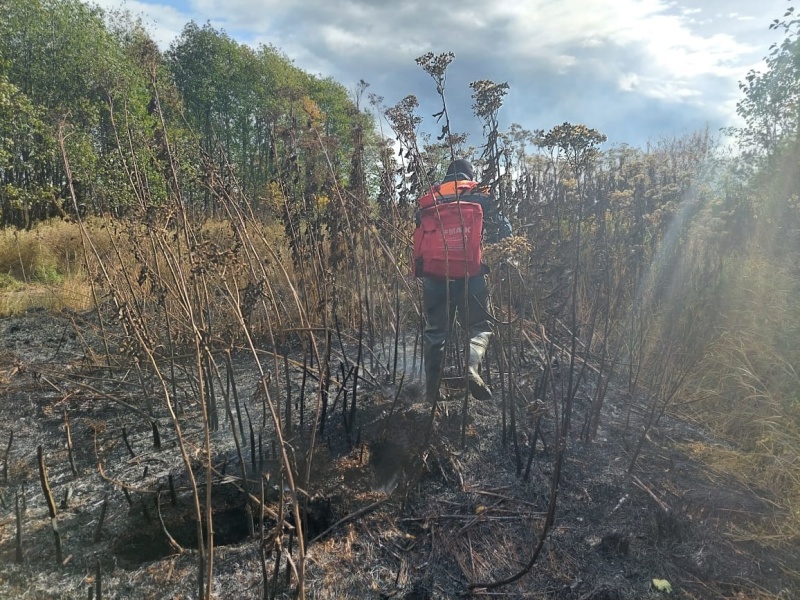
[{"xmin": 1, "ymin": 1, "xmax": 800, "ymax": 598}]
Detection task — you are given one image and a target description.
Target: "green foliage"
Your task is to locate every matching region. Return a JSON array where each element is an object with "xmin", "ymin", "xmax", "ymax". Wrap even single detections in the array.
[
  {"xmin": 0, "ymin": 1, "xmax": 371, "ymax": 228},
  {"xmin": 670, "ymin": 4, "xmax": 800, "ymax": 539},
  {"xmin": 0, "ymin": 272, "xmax": 22, "ymax": 290},
  {"xmin": 0, "ymin": 0, "xmax": 110, "ymax": 118},
  {"xmin": 733, "ymin": 3, "xmax": 800, "ymax": 159},
  {"xmin": 0, "ymin": 74, "xmax": 59, "ymax": 227},
  {"xmin": 0, "ymin": 0, "xmax": 176, "ymax": 222},
  {"xmin": 166, "ymin": 23, "xmax": 368, "ymax": 208}
]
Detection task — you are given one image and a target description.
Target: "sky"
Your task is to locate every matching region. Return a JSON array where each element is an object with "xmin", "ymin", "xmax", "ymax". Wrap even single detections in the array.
[{"xmin": 85, "ymin": 0, "xmax": 788, "ymax": 149}]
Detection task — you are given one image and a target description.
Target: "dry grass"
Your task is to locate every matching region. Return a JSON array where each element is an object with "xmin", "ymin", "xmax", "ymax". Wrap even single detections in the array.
[
  {"xmin": 0, "ymin": 220, "xmax": 107, "ymax": 315},
  {"xmin": 0, "ymin": 220, "xmax": 83, "ymax": 282},
  {"xmin": 0, "ymin": 282, "xmax": 94, "ymax": 315},
  {"xmin": 679, "ymin": 250, "xmax": 800, "ymax": 542},
  {"xmin": 0, "ymin": 216, "xmax": 295, "ymax": 323}
]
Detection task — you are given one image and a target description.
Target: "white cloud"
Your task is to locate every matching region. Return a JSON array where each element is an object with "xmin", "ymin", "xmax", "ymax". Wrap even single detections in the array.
[
  {"xmin": 467, "ymin": 0, "xmax": 756, "ymax": 108},
  {"xmin": 81, "ymin": 0, "xmax": 785, "ymax": 145},
  {"xmin": 644, "ymin": 79, "xmax": 703, "ymax": 102},
  {"xmin": 619, "ymin": 73, "xmax": 640, "ymax": 92},
  {"xmin": 319, "ymin": 25, "xmax": 370, "ymax": 55},
  {"xmin": 89, "ymin": 0, "xmax": 192, "ymax": 48}
]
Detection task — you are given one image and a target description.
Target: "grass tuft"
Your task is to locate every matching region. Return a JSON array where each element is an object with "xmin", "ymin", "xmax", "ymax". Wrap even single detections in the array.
[{"xmin": 0, "ymin": 220, "xmax": 96, "ymax": 315}]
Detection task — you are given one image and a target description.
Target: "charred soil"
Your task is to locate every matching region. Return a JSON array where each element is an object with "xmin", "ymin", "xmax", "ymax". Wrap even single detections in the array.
[{"xmin": 0, "ymin": 308, "xmax": 797, "ymax": 599}]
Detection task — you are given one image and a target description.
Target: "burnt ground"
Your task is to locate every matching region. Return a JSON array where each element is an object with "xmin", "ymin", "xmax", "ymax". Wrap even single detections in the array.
[{"xmin": 0, "ymin": 307, "xmax": 798, "ymax": 599}]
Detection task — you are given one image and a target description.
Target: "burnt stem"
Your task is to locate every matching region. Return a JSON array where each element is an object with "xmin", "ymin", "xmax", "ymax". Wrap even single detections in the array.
[
  {"xmin": 121, "ymin": 427, "xmax": 136, "ymax": 459},
  {"xmin": 14, "ymin": 488, "xmax": 23, "ymax": 564},
  {"xmin": 224, "ymin": 350, "xmax": 247, "ymax": 445},
  {"xmin": 283, "ymin": 351, "xmax": 293, "ymax": 434},
  {"xmin": 61, "ymin": 487, "xmax": 73, "ymax": 510},
  {"xmin": 37, "ymin": 445, "xmax": 57, "ymax": 519},
  {"xmin": 244, "ymin": 402, "xmax": 257, "ymax": 472},
  {"xmin": 64, "ymin": 412, "xmax": 78, "ymax": 476},
  {"xmin": 93, "ymin": 496, "xmax": 108, "ymax": 543},
  {"xmin": 168, "ymin": 474, "xmax": 178, "ymax": 506},
  {"xmin": 151, "ymin": 421, "xmax": 161, "ymax": 449},
  {"xmin": 95, "ymin": 558, "xmax": 102, "ymax": 600},
  {"xmin": 50, "ymin": 517, "xmax": 63, "ymax": 565},
  {"xmin": 3, "ymin": 430, "xmax": 13, "ymax": 483},
  {"xmin": 392, "ymin": 282, "xmax": 400, "ymax": 384}
]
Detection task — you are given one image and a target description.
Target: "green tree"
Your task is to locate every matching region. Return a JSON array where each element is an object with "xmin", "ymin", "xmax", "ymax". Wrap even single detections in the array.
[
  {"xmin": 0, "ymin": 0, "xmax": 169, "ymax": 221},
  {"xmin": 734, "ymin": 4, "xmax": 800, "ymax": 159},
  {"xmin": 0, "ymin": 74, "xmax": 58, "ymax": 227}
]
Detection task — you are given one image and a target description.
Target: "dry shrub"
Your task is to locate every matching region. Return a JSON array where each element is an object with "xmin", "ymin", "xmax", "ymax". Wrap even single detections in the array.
[
  {"xmin": 78, "ymin": 211, "xmax": 300, "ymax": 349},
  {"xmin": 482, "ymin": 235, "xmax": 531, "ymax": 271}
]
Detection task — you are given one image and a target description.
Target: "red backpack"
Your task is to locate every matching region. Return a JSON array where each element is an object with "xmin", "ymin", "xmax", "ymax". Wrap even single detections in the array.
[{"xmin": 412, "ymin": 180, "xmax": 484, "ymax": 279}]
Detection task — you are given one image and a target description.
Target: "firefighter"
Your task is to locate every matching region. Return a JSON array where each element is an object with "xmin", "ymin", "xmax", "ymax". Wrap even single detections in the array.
[{"xmin": 414, "ymin": 158, "xmax": 511, "ymax": 403}]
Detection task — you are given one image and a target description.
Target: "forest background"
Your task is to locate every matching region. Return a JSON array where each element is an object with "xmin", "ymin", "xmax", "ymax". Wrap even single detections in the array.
[{"xmin": 1, "ymin": 0, "xmax": 800, "ymax": 598}]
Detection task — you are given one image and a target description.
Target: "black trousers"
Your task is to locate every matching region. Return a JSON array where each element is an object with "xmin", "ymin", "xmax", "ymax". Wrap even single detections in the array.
[{"xmin": 422, "ymin": 275, "xmax": 492, "ymax": 400}]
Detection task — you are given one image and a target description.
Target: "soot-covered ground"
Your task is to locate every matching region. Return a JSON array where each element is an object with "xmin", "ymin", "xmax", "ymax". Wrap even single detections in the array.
[{"xmin": 0, "ymin": 308, "xmax": 797, "ymax": 599}]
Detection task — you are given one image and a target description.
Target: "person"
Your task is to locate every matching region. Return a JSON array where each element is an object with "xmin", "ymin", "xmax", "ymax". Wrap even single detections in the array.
[{"xmin": 414, "ymin": 158, "xmax": 511, "ymax": 403}]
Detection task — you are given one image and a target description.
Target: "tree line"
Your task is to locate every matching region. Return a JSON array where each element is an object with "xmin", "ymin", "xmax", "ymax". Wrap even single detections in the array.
[{"xmin": 0, "ymin": 0, "xmax": 367, "ymax": 228}]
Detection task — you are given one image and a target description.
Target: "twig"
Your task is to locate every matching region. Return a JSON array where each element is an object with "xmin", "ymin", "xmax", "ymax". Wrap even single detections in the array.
[
  {"xmin": 156, "ymin": 490, "xmax": 184, "ymax": 554},
  {"xmin": 54, "ymin": 377, "xmax": 155, "ymax": 422},
  {"xmin": 37, "ymin": 445, "xmax": 58, "ymax": 519},
  {"xmin": 64, "ymin": 411, "xmax": 78, "ymax": 477},
  {"xmin": 308, "ymin": 498, "xmax": 390, "ymax": 544},
  {"xmin": 630, "ymin": 475, "xmax": 670, "ymax": 513},
  {"xmin": 455, "ymin": 500, "xmax": 504, "ymax": 535}
]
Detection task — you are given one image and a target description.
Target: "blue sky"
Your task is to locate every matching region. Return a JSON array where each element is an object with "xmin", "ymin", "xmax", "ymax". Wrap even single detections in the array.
[{"xmin": 86, "ymin": 0, "xmax": 788, "ymax": 149}]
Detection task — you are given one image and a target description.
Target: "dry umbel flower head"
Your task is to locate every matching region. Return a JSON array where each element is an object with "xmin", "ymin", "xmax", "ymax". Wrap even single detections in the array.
[{"xmin": 482, "ymin": 235, "xmax": 531, "ymax": 270}]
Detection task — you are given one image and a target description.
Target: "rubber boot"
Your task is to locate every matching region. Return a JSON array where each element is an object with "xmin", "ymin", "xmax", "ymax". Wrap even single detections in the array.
[
  {"xmin": 467, "ymin": 334, "xmax": 492, "ymax": 401},
  {"xmin": 425, "ymin": 343, "xmax": 444, "ymax": 403}
]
